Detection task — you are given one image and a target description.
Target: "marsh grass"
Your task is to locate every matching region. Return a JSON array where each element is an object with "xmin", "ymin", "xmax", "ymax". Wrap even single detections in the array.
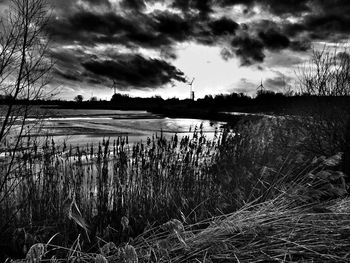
[
  {"xmin": 132, "ymin": 194, "xmax": 350, "ymax": 262},
  {"xmin": 0, "ymin": 125, "xmax": 228, "ymax": 239},
  {"xmin": 17, "ymin": 157, "xmax": 347, "ymax": 263},
  {"xmin": 1, "ymin": 116, "xmax": 348, "ymax": 261}
]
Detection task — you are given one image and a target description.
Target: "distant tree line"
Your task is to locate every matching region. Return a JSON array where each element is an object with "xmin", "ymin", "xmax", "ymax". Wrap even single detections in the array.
[{"xmin": 2, "ymin": 89, "xmax": 350, "ymax": 115}]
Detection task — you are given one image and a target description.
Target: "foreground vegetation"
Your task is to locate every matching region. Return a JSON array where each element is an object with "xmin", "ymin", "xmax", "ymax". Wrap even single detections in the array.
[
  {"xmin": 1, "ymin": 112, "xmax": 349, "ymax": 262},
  {"xmin": 1, "ymin": 0, "xmax": 350, "ymax": 260},
  {"xmin": 2, "ymin": 151, "xmax": 349, "ymax": 262}
]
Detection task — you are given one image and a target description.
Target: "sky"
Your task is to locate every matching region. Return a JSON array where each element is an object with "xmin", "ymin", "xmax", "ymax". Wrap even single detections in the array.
[{"xmin": 2, "ymin": 0, "xmax": 350, "ymax": 100}]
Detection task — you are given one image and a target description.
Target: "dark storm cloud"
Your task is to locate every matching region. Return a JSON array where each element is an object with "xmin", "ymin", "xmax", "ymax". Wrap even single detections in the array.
[
  {"xmin": 68, "ymin": 11, "xmax": 136, "ymax": 36},
  {"xmin": 55, "ymin": 71, "xmax": 81, "ymax": 81},
  {"xmin": 49, "ymin": 7, "xmax": 241, "ymax": 48},
  {"xmin": 50, "ymin": 48, "xmax": 87, "ymax": 83},
  {"xmin": 50, "ymin": 46, "xmax": 187, "ymax": 89},
  {"xmin": 218, "ymin": 0, "xmax": 350, "ymax": 43},
  {"xmin": 283, "ymin": 14, "xmax": 350, "ymax": 42},
  {"xmin": 47, "ymin": 0, "xmax": 350, "ymax": 79},
  {"xmin": 304, "ymin": 14, "xmax": 350, "ymax": 40},
  {"xmin": 259, "ymin": 0, "xmax": 310, "ymax": 15},
  {"xmin": 225, "ymin": 19, "xmax": 295, "ymax": 65},
  {"xmin": 154, "ymin": 12, "xmax": 193, "ymax": 42},
  {"xmin": 50, "ymin": 11, "xmax": 163, "ymax": 47},
  {"xmin": 258, "ymin": 29, "xmax": 290, "ymax": 50},
  {"xmin": 50, "ymin": 10, "xmax": 191, "ymax": 47},
  {"xmin": 231, "ymin": 35, "xmax": 265, "ymax": 65},
  {"xmin": 216, "ymin": 0, "xmax": 310, "ymax": 15},
  {"xmin": 267, "ymin": 0, "xmax": 350, "ymax": 40},
  {"xmin": 208, "ymin": 18, "xmax": 239, "ymax": 36},
  {"xmin": 49, "ymin": 6, "xmax": 292, "ymax": 66},
  {"xmin": 82, "ymin": 55, "xmax": 187, "ymax": 89}
]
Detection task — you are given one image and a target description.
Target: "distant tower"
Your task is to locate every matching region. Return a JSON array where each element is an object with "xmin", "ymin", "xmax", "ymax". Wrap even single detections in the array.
[
  {"xmin": 112, "ymin": 80, "xmax": 117, "ymax": 95},
  {"xmin": 188, "ymin": 78, "xmax": 195, "ymax": 100},
  {"xmin": 257, "ymin": 79, "xmax": 265, "ymax": 93}
]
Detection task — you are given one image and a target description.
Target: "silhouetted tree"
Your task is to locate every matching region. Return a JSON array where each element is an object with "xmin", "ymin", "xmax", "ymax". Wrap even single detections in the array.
[
  {"xmin": 0, "ymin": 0, "xmax": 53, "ymax": 228},
  {"xmin": 74, "ymin": 95, "xmax": 84, "ymax": 102},
  {"xmin": 297, "ymin": 47, "xmax": 350, "ymax": 96},
  {"xmin": 111, "ymin": 93, "xmax": 129, "ymax": 102},
  {"xmin": 294, "ymin": 45, "xmax": 350, "ymax": 156}
]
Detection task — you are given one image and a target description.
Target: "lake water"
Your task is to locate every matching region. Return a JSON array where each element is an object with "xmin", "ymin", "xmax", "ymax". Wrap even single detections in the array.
[{"xmin": 24, "ymin": 108, "xmax": 225, "ymax": 146}]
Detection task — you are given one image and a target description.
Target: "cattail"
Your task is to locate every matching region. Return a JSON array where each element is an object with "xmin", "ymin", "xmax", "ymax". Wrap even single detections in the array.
[
  {"xmin": 50, "ymin": 255, "xmax": 58, "ymax": 263},
  {"xmin": 95, "ymin": 254, "xmax": 108, "ymax": 263},
  {"xmin": 124, "ymin": 245, "xmax": 138, "ymax": 263},
  {"xmin": 121, "ymin": 216, "xmax": 129, "ymax": 231},
  {"xmin": 100, "ymin": 242, "xmax": 118, "ymax": 257},
  {"xmin": 26, "ymin": 243, "xmax": 46, "ymax": 262},
  {"xmin": 161, "ymin": 219, "xmax": 184, "ymax": 234}
]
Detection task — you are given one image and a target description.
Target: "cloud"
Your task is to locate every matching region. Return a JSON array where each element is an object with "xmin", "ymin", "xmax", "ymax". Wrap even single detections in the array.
[
  {"xmin": 217, "ymin": 0, "xmax": 310, "ymax": 15},
  {"xmin": 50, "ymin": 44, "xmax": 187, "ymax": 89},
  {"xmin": 265, "ymin": 73, "xmax": 293, "ymax": 91},
  {"xmin": 172, "ymin": 0, "xmax": 213, "ymax": 18},
  {"xmin": 44, "ymin": 0, "xmax": 350, "ymax": 96},
  {"xmin": 272, "ymin": 1, "xmax": 350, "ymax": 42},
  {"xmin": 120, "ymin": 0, "xmax": 146, "ymax": 12},
  {"xmin": 283, "ymin": 14, "xmax": 350, "ymax": 43},
  {"xmin": 154, "ymin": 12, "xmax": 193, "ymax": 42},
  {"xmin": 67, "ymin": 11, "xmax": 136, "ymax": 37},
  {"xmin": 258, "ymin": 28, "xmax": 290, "ymax": 50},
  {"xmin": 49, "ymin": 10, "xmax": 181, "ymax": 48},
  {"xmin": 231, "ymin": 34, "xmax": 265, "ymax": 65},
  {"xmin": 260, "ymin": 0, "xmax": 310, "ymax": 16},
  {"xmin": 208, "ymin": 17, "xmax": 239, "ymax": 36},
  {"xmin": 82, "ymin": 54, "xmax": 187, "ymax": 89},
  {"xmin": 263, "ymin": 50, "xmax": 306, "ymax": 68},
  {"xmin": 49, "ymin": 0, "xmax": 324, "ymax": 68},
  {"xmin": 305, "ymin": 14, "xmax": 350, "ymax": 40},
  {"xmin": 81, "ymin": 0, "xmax": 111, "ymax": 8},
  {"xmin": 234, "ymin": 78, "xmax": 258, "ymax": 94}
]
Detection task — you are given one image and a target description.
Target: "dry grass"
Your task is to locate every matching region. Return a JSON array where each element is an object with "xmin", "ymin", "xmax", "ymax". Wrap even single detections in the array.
[
  {"xmin": 1, "ymin": 116, "xmax": 349, "ymax": 262},
  {"xmin": 126, "ymin": 154, "xmax": 349, "ymax": 263},
  {"xmin": 132, "ymin": 196, "xmax": 350, "ymax": 262},
  {"xmin": 0, "ymin": 126, "xmax": 226, "ymax": 236},
  {"xmin": 20, "ymin": 184, "xmax": 349, "ymax": 262}
]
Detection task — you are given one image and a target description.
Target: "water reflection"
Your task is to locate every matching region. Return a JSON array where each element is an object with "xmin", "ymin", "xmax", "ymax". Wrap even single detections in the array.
[{"xmin": 26, "ymin": 110, "xmax": 225, "ymax": 146}]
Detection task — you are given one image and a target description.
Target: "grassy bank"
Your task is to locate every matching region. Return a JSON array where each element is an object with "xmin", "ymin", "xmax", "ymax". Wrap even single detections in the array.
[
  {"xmin": 132, "ymin": 189, "xmax": 350, "ymax": 262},
  {"xmin": 8, "ymin": 160, "xmax": 349, "ymax": 262},
  {"xmin": 1, "ymin": 114, "xmax": 349, "ymax": 262}
]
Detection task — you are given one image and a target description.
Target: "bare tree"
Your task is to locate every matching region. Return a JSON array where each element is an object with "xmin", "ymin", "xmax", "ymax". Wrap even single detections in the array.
[
  {"xmin": 297, "ymin": 46, "xmax": 350, "ymax": 96},
  {"xmin": 0, "ymin": 0, "xmax": 53, "ymax": 224},
  {"xmin": 293, "ymin": 45, "xmax": 350, "ymax": 157}
]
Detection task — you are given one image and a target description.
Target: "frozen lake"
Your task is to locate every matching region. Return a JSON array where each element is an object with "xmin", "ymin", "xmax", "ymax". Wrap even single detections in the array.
[{"xmin": 23, "ymin": 108, "xmax": 225, "ymax": 146}]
